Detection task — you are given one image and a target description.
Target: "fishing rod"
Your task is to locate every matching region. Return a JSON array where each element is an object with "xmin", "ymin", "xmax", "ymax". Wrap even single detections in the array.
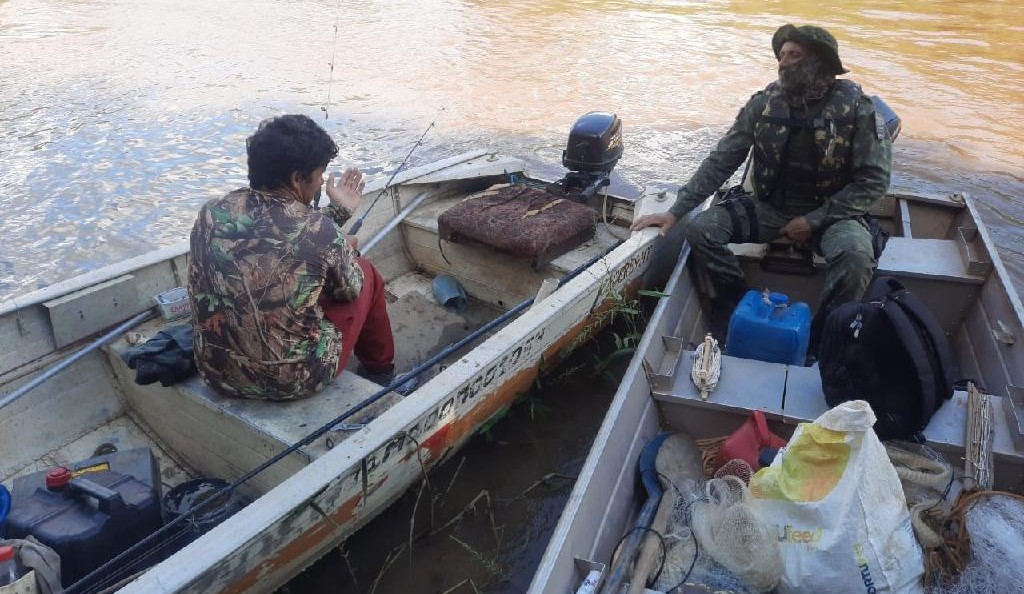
[{"xmin": 345, "ymin": 108, "xmax": 443, "ymax": 236}]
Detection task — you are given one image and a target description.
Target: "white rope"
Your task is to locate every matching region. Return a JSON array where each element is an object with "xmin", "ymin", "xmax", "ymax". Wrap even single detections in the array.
[
  {"xmin": 885, "ymin": 444, "xmax": 953, "ymax": 549},
  {"xmin": 691, "ymin": 333, "xmax": 721, "ymax": 401}
]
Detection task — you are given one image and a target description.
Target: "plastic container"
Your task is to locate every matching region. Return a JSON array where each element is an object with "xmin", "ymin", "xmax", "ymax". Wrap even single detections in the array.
[
  {"xmin": 5, "ymin": 448, "xmax": 163, "ymax": 586},
  {"xmin": 431, "ymin": 274, "xmax": 468, "ymax": 313},
  {"xmin": 714, "ymin": 410, "xmax": 788, "ymax": 474},
  {"xmin": 154, "ymin": 286, "xmax": 190, "ymax": 321},
  {"xmin": 724, "ymin": 290, "xmax": 811, "ymax": 366},
  {"xmin": 0, "ymin": 546, "xmax": 20, "ymax": 587}
]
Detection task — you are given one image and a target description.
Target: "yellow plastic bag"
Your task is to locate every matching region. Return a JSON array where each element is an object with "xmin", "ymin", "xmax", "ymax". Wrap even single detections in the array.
[{"xmin": 750, "ymin": 400, "xmax": 924, "ymax": 594}]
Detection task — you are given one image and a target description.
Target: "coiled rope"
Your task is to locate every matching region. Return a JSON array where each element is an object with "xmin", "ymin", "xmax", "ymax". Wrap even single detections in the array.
[
  {"xmin": 886, "ymin": 445, "xmax": 954, "ymax": 549},
  {"xmin": 691, "ymin": 333, "xmax": 721, "ymax": 401}
]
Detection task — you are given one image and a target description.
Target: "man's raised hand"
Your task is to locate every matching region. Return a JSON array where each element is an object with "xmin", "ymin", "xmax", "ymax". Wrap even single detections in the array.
[{"xmin": 326, "ymin": 167, "xmax": 366, "ymax": 212}]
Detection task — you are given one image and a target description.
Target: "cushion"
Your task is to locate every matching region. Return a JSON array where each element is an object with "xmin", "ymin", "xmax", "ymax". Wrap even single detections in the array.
[{"xmin": 437, "ymin": 184, "xmax": 597, "ymax": 268}]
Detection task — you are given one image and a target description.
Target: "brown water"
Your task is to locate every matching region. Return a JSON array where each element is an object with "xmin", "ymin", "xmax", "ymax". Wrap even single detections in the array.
[
  {"xmin": 0, "ymin": 0, "xmax": 1021, "ymax": 301},
  {"xmin": 282, "ymin": 363, "xmax": 617, "ymax": 594},
  {"xmin": 1, "ymin": 2, "xmax": 1021, "ymax": 590}
]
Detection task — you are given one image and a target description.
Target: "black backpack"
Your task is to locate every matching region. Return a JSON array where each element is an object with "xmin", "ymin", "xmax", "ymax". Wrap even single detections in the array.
[{"xmin": 818, "ymin": 276, "xmax": 957, "ymax": 440}]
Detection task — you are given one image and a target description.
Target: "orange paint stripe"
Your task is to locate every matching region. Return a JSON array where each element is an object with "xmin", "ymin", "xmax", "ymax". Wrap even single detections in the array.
[
  {"xmin": 219, "ymin": 290, "xmax": 639, "ymax": 592},
  {"xmin": 220, "ymin": 493, "xmax": 363, "ymax": 594}
]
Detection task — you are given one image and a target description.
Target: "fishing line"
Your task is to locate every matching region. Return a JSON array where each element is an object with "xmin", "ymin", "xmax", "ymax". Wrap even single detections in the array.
[
  {"xmin": 321, "ymin": 0, "xmax": 343, "ymax": 119},
  {"xmin": 346, "ymin": 107, "xmax": 444, "ymax": 235}
]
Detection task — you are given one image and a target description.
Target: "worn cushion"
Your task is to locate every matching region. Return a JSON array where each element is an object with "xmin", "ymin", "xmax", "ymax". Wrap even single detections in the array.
[{"xmin": 437, "ymin": 184, "xmax": 597, "ymax": 268}]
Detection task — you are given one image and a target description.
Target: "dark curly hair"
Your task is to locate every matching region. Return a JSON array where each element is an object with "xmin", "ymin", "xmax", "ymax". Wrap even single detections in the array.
[{"xmin": 246, "ymin": 114, "xmax": 339, "ymax": 191}]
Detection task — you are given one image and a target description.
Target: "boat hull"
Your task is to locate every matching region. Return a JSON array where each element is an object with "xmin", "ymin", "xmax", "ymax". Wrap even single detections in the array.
[{"xmin": 121, "ymin": 236, "xmax": 656, "ymax": 593}]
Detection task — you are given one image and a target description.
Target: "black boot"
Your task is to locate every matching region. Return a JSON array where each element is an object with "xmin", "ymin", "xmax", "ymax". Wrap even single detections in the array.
[
  {"xmin": 357, "ymin": 363, "xmax": 395, "ymax": 386},
  {"xmin": 357, "ymin": 363, "xmax": 419, "ymax": 395}
]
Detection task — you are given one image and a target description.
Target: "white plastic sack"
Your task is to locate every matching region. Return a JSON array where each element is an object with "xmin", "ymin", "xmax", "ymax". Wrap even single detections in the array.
[{"xmin": 749, "ymin": 400, "xmax": 924, "ymax": 594}]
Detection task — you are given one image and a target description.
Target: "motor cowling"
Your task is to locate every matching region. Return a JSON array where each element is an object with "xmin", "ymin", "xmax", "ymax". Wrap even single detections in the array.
[
  {"xmin": 870, "ymin": 96, "xmax": 901, "ymax": 142},
  {"xmin": 549, "ymin": 112, "xmax": 622, "ymax": 204},
  {"xmin": 562, "ymin": 111, "xmax": 622, "ymax": 173}
]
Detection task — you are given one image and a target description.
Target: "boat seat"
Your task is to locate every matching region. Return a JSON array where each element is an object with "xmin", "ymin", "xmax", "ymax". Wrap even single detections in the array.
[
  {"xmin": 877, "ymin": 237, "xmax": 985, "ymax": 284},
  {"xmin": 437, "ymin": 184, "xmax": 597, "ymax": 269},
  {"xmin": 733, "ymin": 237, "xmax": 985, "ymax": 285},
  {"xmin": 169, "ymin": 371, "xmax": 400, "ymax": 459},
  {"xmin": 654, "ymin": 348, "xmax": 1022, "ymax": 469},
  {"xmin": 652, "ymin": 350, "xmax": 789, "ymax": 439},
  {"xmin": 783, "ymin": 365, "xmax": 1022, "ymax": 469},
  {"xmin": 106, "ymin": 325, "xmax": 402, "ymax": 494}
]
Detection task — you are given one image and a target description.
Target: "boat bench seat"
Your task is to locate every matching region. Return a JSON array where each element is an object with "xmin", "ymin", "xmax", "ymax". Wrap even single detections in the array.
[
  {"xmin": 877, "ymin": 237, "xmax": 985, "ymax": 284},
  {"xmin": 106, "ymin": 324, "xmax": 402, "ymax": 494},
  {"xmin": 731, "ymin": 237, "xmax": 986, "ymax": 284},
  {"xmin": 660, "ymin": 354, "xmax": 1022, "ymax": 470},
  {"xmin": 168, "ymin": 371, "xmax": 400, "ymax": 459}
]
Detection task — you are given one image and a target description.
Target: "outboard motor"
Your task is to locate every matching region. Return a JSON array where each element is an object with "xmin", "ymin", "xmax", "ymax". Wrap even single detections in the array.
[
  {"xmin": 870, "ymin": 95, "xmax": 901, "ymax": 142},
  {"xmin": 549, "ymin": 112, "xmax": 622, "ymax": 202}
]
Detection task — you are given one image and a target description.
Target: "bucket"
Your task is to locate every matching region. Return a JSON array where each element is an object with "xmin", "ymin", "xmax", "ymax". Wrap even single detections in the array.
[
  {"xmin": 713, "ymin": 410, "xmax": 787, "ymax": 474},
  {"xmin": 432, "ymin": 274, "xmax": 468, "ymax": 313},
  {"xmin": 163, "ymin": 479, "xmax": 244, "ymax": 550}
]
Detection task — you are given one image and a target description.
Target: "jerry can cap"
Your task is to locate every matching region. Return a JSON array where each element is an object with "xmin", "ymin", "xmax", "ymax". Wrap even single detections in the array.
[{"xmin": 45, "ymin": 466, "xmax": 73, "ymax": 490}]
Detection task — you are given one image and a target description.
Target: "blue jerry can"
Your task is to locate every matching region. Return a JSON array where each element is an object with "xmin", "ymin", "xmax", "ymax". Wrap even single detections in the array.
[{"xmin": 724, "ymin": 290, "xmax": 811, "ymax": 366}]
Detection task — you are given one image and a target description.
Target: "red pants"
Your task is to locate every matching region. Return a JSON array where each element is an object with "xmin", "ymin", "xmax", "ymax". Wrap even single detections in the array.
[{"xmin": 322, "ymin": 258, "xmax": 395, "ymax": 375}]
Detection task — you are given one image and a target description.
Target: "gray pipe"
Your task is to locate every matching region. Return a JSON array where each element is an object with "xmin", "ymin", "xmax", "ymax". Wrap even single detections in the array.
[
  {"xmin": 359, "ymin": 190, "xmax": 429, "ymax": 255},
  {"xmin": 0, "ymin": 309, "xmax": 155, "ymax": 411}
]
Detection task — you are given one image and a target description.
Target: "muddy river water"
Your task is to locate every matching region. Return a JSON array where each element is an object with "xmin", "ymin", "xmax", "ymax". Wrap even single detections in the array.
[{"xmin": 1, "ymin": 1, "xmax": 1021, "ymax": 591}]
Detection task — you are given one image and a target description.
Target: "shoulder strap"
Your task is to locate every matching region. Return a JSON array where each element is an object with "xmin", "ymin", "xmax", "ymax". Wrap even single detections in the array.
[
  {"xmin": 888, "ymin": 288, "xmax": 957, "ymax": 402},
  {"xmin": 865, "ymin": 275, "xmax": 903, "ymax": 302},
  {"xmin": 878, "ymin": 296, "xmax": 937, "ymax": 434}
]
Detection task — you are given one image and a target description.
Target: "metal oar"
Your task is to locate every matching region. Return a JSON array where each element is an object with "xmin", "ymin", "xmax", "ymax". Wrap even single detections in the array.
[
  {"xmin": 359, "ymin": 191, "xmax": 429, "ymax": 255},
  {"xmin": 0, "ymin": 309, "xmax": 155, "ymax": 411}
]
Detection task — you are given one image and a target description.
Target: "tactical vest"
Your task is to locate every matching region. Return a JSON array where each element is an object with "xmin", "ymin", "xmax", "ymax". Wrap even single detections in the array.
[{"xmin": 750, "ymin": 79, "xmax": 863, "ymax": 208}]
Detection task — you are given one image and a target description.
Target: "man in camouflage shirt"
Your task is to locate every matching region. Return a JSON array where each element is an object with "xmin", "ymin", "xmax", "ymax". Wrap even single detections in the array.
[
  {"xmin": 634, "ymin": 24, "xmax": 893, "ymax": 340},
  {"xmin": 188, "ymin": 114, "xmax": 396, "ymax": 400}
]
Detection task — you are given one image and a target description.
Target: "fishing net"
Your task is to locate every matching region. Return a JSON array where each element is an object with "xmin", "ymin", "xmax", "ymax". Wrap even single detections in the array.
[
  {"xmin": 650, "ymin": 479, "xmax": 749, "ymax": 594},
  {"xmin": 926, "ymin": 491, "xmax": 1024, "ymax": 594},
  {"xmin": 690, "ymin": 476, "xmax": 782, "ymax": 592},
  {"xmin": 650, "ymin": 473, "xmax": 780, "ymax": 594},
  {"xmin": 715, "ymin": 459, "xmax": 754, "ymax": 485}
]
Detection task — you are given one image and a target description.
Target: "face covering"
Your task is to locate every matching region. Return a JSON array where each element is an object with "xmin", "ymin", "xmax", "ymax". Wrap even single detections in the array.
[{"xmin": 778, "ymin": 55, "xmax": 835, "ymax": 106}]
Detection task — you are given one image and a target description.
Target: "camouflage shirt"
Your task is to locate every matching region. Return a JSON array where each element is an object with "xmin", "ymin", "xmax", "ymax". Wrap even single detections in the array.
[
  {"xmin": 188, "ymin": 188, "xmax": 363, "ymax": 400},
  {"xmin": 669, "ymin": 80, "xmax": 892, "ymax": 231}
]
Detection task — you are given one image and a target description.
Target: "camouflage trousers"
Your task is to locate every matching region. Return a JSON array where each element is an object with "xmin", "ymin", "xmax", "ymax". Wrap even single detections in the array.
[{"xmin": 644, "ymin": 197, "xmax": 876, "ymax": 316}]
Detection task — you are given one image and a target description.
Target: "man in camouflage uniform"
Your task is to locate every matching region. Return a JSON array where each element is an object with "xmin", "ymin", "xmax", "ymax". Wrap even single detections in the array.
[
  {"xmin": 188, "ymin": 114, "xmax": 396, "ymax": 400},
  {"xmin": 634, "ymin": 24, "xmax": 893, "ymax": 340}
]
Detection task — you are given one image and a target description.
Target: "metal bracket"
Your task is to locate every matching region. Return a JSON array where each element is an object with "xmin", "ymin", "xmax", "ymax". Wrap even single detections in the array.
[
  {"xmin": 648, "ymin": 334, "xmax": 684, "ymax": 396},
  {"xmin": 993, "ymin": 320, "xmax": 1016, "ymax": 346}
]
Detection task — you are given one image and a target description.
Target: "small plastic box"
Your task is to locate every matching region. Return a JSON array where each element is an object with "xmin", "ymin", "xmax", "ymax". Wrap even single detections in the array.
[{"xmin": 154, "ymin": 286, "xmax": 190, "ymax": 321}]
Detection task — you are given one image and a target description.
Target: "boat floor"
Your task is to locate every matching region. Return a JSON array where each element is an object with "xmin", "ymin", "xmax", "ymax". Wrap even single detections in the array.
[
  {"xmin": 95, "ymin": 271, "xmax": 505, "ymax": 493},
  {"xmin": 12, "ymin": 414, "xmax": 192, "ymax": 490}
]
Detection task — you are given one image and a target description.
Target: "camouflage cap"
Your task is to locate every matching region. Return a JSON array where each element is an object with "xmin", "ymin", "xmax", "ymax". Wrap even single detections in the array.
[{"xmin": 772, "ymin": 24, "xmax": 849, "ymax": 75}]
